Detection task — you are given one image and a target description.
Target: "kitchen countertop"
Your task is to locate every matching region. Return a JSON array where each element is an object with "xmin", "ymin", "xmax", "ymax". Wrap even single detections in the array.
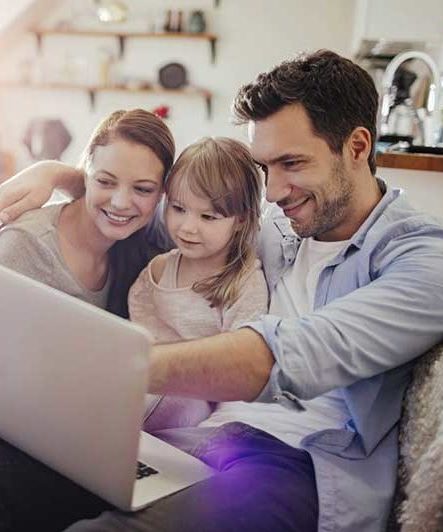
[{"xmin": 376, "ymin": 152, "xmax": 443, "ymax": 172}]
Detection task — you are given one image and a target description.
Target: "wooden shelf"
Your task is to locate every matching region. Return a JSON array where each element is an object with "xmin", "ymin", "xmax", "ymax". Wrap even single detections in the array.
[
  {"xmin": 32, "ymin": 29, "xmax": 218, "ymax": 62},
  {"xmin": 0, "ymin": 81, "xmax": 213, "ymax": 118},
  {"xmin": 376, "ymin": 152, "xmax": 443, "ymax": 172}
]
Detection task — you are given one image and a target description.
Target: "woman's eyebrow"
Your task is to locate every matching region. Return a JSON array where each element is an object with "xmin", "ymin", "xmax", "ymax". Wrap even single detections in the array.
[{"xmin": 95, "ymin": 169, "xmax": 117, "ymax": 178}]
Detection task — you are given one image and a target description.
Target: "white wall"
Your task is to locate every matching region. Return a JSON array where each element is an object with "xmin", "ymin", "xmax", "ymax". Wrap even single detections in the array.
[
  {"xmin": 0, "ymin": 0, "xmax": 355, "ymax": 168},
  {"xmin": 378, "ymin": 167, "xmax": 443, "ymax": 220},
  {"xmin": 352, "ymin": 0, "xmax": 443, "ymax": 66},
  {"xmin": 364, "ymin": 0, "xmax": 443, "ymax": 43}
]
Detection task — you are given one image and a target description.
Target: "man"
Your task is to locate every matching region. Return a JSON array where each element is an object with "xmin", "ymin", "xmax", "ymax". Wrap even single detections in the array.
[{"xmin": 1, "ymin": 50, "xmax": 443, "ymax": 532}]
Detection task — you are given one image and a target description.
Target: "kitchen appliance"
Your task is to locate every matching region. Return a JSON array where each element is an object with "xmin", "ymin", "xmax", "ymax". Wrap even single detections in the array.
[{"xmin": 379, "ymin": 51, "xmax": 441, "ymax": 146}]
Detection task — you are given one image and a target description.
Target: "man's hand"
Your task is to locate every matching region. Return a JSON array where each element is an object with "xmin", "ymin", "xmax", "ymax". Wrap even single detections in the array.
[{"xmin": 0, "ymin": 161, "xmax": 85, "ymax": 226}]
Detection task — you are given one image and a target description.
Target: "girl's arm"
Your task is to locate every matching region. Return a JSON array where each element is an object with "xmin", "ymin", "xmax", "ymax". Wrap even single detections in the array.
[{"xmin": 0, "ymin": 161, "xmax": 84, "ymax": 225}]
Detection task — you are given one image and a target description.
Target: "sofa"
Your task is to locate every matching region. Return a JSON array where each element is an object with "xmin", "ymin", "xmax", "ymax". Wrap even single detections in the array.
[{"xmin": 387, "ymin": 343, "xmax": 443, "ymax": 531}]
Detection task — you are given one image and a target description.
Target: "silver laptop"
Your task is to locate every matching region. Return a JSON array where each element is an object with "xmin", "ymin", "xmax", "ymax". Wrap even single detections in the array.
[{"xmin": 0, "ymin": 265, "xmax": 213, "ymax": 511}]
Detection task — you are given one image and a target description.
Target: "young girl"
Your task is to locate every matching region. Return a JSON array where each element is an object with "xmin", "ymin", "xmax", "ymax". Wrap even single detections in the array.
[{"xmin": 128, "ymin": 137, "xmax": 269, "ymax": 430}]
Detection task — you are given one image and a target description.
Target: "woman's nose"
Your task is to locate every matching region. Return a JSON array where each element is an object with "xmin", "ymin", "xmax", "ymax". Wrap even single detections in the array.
[{"xmin": 110, "ymin": 188, "xmax": 131, "ymax": 210}]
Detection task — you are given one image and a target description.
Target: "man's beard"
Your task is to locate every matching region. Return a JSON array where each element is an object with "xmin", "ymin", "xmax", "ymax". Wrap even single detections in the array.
[{"xmin": 290, "ymin": 158, "xmax": 354, "ymax": 239}]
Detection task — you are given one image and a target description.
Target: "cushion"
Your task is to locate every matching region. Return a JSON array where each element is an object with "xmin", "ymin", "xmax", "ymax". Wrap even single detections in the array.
[{"xmin": 389, "ymin": 343, "xmax": 443, "ymax": 531}]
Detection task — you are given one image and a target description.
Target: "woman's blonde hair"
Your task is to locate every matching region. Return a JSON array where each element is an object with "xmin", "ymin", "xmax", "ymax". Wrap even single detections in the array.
[
  {"xmin": 165, "ymin": 137, "xmax": 263, "ymax": 309},
  {"xmin": 79, "ymin": 109, "xmax": 175, "ymax": 318}
]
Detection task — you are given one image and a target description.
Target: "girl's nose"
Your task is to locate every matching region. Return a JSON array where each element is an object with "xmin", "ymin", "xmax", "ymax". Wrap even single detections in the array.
[{"xmin": 180, "ymin": 214, "xmax": 198, "ymax": 233}]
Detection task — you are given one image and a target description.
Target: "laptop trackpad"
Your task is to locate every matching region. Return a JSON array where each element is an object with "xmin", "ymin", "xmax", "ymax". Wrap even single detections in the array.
[{"xmin": 132, "ymin": 432, "xmax": 213, "ymax": 510}]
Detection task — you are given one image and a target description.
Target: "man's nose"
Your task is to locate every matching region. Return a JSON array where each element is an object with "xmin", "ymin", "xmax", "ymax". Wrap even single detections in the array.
[
  {"xmin": 265, "ymin": 169, "xmax": 290, "ymax": 204},
  {"xmin": 110, "ymin": 188, "xmax": 131, "ymax": 210}
]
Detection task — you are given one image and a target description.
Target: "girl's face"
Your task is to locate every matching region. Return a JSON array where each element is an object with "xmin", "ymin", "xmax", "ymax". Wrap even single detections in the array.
[
  {"xmin": 85, "ymin": 139, "xmax": 164, "ymax": 243},
  {"xmin": 166, "ymin": 187, "xmax": 238, "ymax": 267}
]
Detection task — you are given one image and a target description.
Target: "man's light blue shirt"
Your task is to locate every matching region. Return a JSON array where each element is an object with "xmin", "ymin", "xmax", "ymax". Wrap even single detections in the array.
[{"xmin": 247, "ymin": 181, "xmax": 443, "ymax": 532}]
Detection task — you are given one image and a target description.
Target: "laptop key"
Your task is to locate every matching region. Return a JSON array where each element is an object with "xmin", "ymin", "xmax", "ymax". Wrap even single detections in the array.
[{"xmin": 136, "ymin": 461, "xmax": 159, "ymax": 479}]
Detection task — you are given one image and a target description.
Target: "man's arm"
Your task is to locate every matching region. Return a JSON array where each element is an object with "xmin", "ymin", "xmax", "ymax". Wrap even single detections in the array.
[
  {"xmin": 0, "ymin": 161, "xmax": 84, "ymax": 225},
  {"xmin": 148, "ymin": 328, "xmax": 274, "ymax": 401},
  {"xmin": 149, "ymin": 225, "xmax": 443, "ymax": 404}
]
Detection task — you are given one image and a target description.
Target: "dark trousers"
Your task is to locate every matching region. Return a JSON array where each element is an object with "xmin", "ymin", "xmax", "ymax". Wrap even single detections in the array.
[{"xmin": 0, "ymin": 423, "xmax": 318, "ymax": 532}]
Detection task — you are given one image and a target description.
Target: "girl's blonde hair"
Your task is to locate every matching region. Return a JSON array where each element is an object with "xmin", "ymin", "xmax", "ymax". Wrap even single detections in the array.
[{"xmin": 165, "ymin": 137, "xmax": 263, "ymax": 309}]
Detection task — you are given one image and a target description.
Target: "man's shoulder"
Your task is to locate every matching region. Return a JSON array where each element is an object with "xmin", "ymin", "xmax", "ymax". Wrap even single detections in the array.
[{"xmin": 368, "ymin": 191, "xmax": 443, "ymax": 245}]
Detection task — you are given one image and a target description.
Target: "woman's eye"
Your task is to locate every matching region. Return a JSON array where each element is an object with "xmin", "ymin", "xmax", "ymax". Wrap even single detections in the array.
[
  {"xmin": 135, "ymin": 186, "xmax": 155, "ymax": 194},
  {"xmin": 96, "ymin": 177, "xmax": 113, "ymax": 186}
]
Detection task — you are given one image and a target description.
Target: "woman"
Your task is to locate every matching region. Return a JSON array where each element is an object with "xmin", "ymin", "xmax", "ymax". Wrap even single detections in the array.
[
  {"xmin": 0, "ymin": 108, "xmax": 175, "ymax": 318},
  {"xmin": 0, "ymin": 108, "xmax": 175, "ymax": 532}
]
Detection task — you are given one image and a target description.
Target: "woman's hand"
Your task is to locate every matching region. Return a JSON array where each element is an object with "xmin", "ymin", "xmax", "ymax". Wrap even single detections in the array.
[{"xmin": 0, "ymin": 161, "xmax": 85, "ymax": 225}]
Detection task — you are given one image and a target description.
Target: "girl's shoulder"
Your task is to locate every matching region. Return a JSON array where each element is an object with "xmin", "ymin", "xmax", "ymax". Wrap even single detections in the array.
[{"xmin": 149, "ymin": 249, "xmax": 180, "ymax": 284}]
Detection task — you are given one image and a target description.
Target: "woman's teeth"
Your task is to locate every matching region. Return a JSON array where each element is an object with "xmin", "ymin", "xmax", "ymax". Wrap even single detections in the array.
[{"xmin": 103, "ymin": 210, "xmax": 134, "ymax": 223}]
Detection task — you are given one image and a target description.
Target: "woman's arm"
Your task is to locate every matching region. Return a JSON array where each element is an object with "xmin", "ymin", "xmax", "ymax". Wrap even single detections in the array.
[{"xmin": 0, "ymin": 161, "xmax": 84, "ymax": 225}]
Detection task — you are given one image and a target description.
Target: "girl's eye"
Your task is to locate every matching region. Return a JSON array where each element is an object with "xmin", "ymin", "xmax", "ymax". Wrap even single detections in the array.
[
  {"xmin": 201, "ymin": 214, "xmax": 218, "ymax": 221},
  {"xmin": 171, "ymin": 204, "xmax": 185, "ymax": 213}
]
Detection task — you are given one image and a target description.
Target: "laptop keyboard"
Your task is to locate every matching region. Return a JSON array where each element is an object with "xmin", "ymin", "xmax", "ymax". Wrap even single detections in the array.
[{"xmin": 136, "ymin": 461, "xmax": 159, "ymax": 480}]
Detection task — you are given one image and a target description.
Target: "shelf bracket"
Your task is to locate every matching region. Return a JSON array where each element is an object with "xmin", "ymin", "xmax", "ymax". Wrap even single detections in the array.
[
  {"xmin": 210, "ymin": 37, "xmax": 217, "ymax": 64},
  {"xmin": 205, "ymin": 94, "xmax": 212, "ymax": 120},
  {"xmin": 34, "ymin": 32, "xmax": 43, "ymax": 54},
  {"xmin": 88, "ymin": 89, "xmax": 96, "ymax": 110},
  {"xmin": 117, "ymin": 35, "xmax": 126, "ymax": 58}
]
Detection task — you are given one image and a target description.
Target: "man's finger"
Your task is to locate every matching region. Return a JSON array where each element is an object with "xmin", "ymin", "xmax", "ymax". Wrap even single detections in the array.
[
  {"xmin": 0, "ymin": 185, "xmax": 26, "ymax": 212},
  {"xmin": 0, "ymin": 197, "xmax": 35, "ymax": 225}
]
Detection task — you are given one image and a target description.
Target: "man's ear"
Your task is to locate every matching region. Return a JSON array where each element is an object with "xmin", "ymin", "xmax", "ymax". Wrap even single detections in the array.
[{"xmin": 345, "ymin": 127, "xmax": 372, "ymax": 168}]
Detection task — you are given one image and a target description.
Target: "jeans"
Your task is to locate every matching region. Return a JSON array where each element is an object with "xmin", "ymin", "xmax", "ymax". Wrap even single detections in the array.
[
  {"xmin": 0, "ymin": 423, "xmax": 318, "ymax": 532},
  {"xmin": 66, "ymin": 423, "xmax": 318, "ymax": 532}
]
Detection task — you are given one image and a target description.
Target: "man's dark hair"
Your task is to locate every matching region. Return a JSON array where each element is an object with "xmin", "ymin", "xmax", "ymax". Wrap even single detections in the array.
[{"xmin": 233, "ymin": 49, "xmax": 378, "ymax": 174}]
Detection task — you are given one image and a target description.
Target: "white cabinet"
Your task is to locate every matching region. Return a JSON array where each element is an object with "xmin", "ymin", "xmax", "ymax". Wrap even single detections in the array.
[{"xmin": 353, "ymin": 0, "xmax": 443, "ymax": 44}]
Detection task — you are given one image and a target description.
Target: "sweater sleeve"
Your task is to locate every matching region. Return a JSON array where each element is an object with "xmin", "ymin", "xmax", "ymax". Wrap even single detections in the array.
[
  {"xmin": 221, "ymin": 262, "xmax": 269, "ymax": 332},
  {"xmin": 0, "ymin": 227, "xmax": 54, "ymax": 284}
]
